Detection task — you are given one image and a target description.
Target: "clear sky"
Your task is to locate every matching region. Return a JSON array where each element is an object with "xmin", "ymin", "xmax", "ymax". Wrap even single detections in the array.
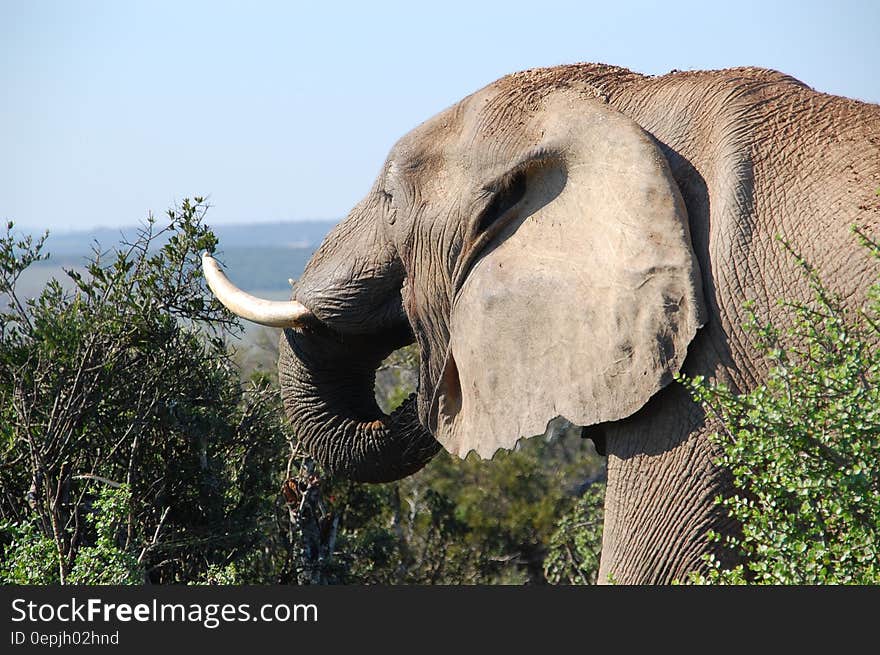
[{"xmin": 2, "ymin": 0, "xmax": 878, "ymax": 233}]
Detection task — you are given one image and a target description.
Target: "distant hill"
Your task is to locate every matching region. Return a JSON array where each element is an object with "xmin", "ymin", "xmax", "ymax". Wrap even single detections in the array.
[
  {"xmin": 7, "ymin": 221, "xmax": 337, "ymax": 304},
  {"xmin": 210, "ymin": 221, "xmax": 336, "ymax": 250},
  {"xmin": 37, "ymin": 220, "xmax": 337, "ymax": 256}
]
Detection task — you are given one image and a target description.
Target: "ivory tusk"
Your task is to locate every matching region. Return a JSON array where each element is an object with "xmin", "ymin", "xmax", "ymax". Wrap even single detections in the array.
[{"xmin": 201, "ymin": 252, "xmax": 313, "ymax": 328}]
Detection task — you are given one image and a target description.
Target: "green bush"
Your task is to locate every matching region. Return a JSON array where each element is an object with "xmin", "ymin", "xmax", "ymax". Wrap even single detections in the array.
[
  {"xmin": 297, "ymin": 435, "xmax": 604, "ymax": 585},
  {"xmin": 0, "ymin": 520, "xmax": 60, "ymax": 585},
  {"xmin": 0, "ymin": 201, "xmax": 292, "ymax": 584},
  {"xmin": 543, "ymin": 482, "xmax": 604, "ymax": 585},
  {"xmin": 1, "ymin": 485, "xmax": 140, "ymax": 585},
  {"xmin": 682, "ymin": 233, "xmax": 880, "ymax": 584}
]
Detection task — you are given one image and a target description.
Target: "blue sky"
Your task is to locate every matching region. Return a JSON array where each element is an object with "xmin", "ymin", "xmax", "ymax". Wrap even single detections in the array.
[{"xmin": 2, "ymin": 0, "xmax": 878, "ymax": 232}]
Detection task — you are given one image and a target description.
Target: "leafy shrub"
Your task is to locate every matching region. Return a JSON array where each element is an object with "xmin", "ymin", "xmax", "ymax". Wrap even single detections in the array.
[
  {"xmin": 683, "ymin": 233, "xmax": 880, "ymax": 584},
  {"xmin": 290, "ymin": 434, "xmax": 604, "ymax": 585},
  {"xmin": 543, "ymin": 482, "xmax": 604, "ymax": 584},
  {"xmin": 0, "ymin": 201, "xmax": 292, "ymax": 584},
  {"xmin": 1, "ymin": 485, "xmax": 140, "ymax": 584}
]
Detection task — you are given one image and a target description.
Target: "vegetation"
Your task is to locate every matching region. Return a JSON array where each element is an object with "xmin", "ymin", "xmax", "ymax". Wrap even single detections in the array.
[
  {"xmin": 543, "ymin": 482, "xmax": 605, "ymax": 584},
  {"xmin": 682, "ymin": 233, "xmax": 880, "ymax": 584},
  {"xmin": 0, "ymin": 201, "xmax": 293, "ymax": 584},
  {"xmin": 320, "ymin": 437, "xmax": 604, "ymax": 584}
]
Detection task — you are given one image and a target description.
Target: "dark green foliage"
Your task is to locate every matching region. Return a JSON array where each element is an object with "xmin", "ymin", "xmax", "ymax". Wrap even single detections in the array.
[
  {"xmin": 0, "ymin": 202, "xmax": 292, "ymax": 584},
  {"xmin": 543, "ymin": 482, "xmax": 604, "ymax": 584},
  {"xmin": 310, "ymin": 433, "xmax": 604, "ymax": 585},
  {"xmin": 682, "ymin": 232, "xmax": 880, "ymax": 584},
  {"xmin": 1, "ymin": 485, "xmax": 141, "ymax": 585}
]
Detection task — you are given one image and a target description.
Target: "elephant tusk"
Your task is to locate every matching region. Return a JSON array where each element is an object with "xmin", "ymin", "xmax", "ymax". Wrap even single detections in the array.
[{"xmin": 201, "ymin": 252, "xmax": 314, "ymax": 328}]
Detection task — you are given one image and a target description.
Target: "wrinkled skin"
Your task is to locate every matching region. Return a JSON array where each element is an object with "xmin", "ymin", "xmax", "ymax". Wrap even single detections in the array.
[{"xmin": 277, "ymin": 64, "xmax": 880, "ymax": 583}]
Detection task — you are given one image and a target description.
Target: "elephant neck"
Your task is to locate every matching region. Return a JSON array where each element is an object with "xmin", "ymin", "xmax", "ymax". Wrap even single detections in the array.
[{"xmin": 598, "ymin": 382, "xmax": 738, "ymax": 585}]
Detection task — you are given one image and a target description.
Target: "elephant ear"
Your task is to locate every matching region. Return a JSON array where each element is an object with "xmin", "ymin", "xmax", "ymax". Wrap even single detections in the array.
[{"xmin": 429, "ymin": 97, "xmax": 706, "ymax": 459}]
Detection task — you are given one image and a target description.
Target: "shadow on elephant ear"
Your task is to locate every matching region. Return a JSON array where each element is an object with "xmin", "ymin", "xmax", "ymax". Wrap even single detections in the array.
[{"xmin": 653, "ymin": 140, "xmax": 740, "ymax": 380}]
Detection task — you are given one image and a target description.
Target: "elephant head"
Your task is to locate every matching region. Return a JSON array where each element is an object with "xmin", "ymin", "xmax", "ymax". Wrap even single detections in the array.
[{"xmin": 205, "ymin": 71, "xmax": 706, "ymax": 484}]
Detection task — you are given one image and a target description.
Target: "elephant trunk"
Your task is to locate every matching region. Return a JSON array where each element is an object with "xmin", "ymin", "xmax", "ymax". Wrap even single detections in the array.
[
  {"xmin": 278, "ymin": 327, "xmax": 441, "ymax": 483},
  {"xmin": 203, "ymin": 199, "xmax": 439, "ymax": 481}
]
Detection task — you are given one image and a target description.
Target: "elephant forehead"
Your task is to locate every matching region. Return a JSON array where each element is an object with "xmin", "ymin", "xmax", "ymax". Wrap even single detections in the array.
[{"xmin": 387, "ymin": 102, "xmax": 472, "ymax": 171}]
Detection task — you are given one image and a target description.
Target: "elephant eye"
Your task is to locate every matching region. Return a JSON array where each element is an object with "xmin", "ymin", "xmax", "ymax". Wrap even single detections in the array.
[{"xmin": 476, "ymin": 169, "xmax": 527, "ymax": 234}]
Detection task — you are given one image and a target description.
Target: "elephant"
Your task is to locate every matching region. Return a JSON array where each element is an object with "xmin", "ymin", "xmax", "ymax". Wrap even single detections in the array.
[{"xmin": 203, "ymin": 63, "xmax": 880, "ymax": 584}]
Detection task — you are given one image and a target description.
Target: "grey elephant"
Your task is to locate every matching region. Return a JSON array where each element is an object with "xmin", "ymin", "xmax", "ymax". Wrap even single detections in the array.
[{"xmin": 203, "ymin": 64, "xmax": 880, "ymax": 583}]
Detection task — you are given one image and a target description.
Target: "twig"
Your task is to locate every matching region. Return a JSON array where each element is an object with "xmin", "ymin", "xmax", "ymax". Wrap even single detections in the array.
[
  {"xmin": 72, "ymin": 474, "xmax": 124, "ymax": 489},
  {"xmin": 137, "ymin": 506, "xmax": 171, "ymax": 566}
]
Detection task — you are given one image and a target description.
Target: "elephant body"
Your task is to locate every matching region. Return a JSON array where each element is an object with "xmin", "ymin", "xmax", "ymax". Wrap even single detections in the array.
[
  {"xmin": 205, "ymin": 64, "xmax": 880, "ymax": 583},
  {"xmin": 549, "ymin": 65, "xmax": 880, "ymax": 582}
]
